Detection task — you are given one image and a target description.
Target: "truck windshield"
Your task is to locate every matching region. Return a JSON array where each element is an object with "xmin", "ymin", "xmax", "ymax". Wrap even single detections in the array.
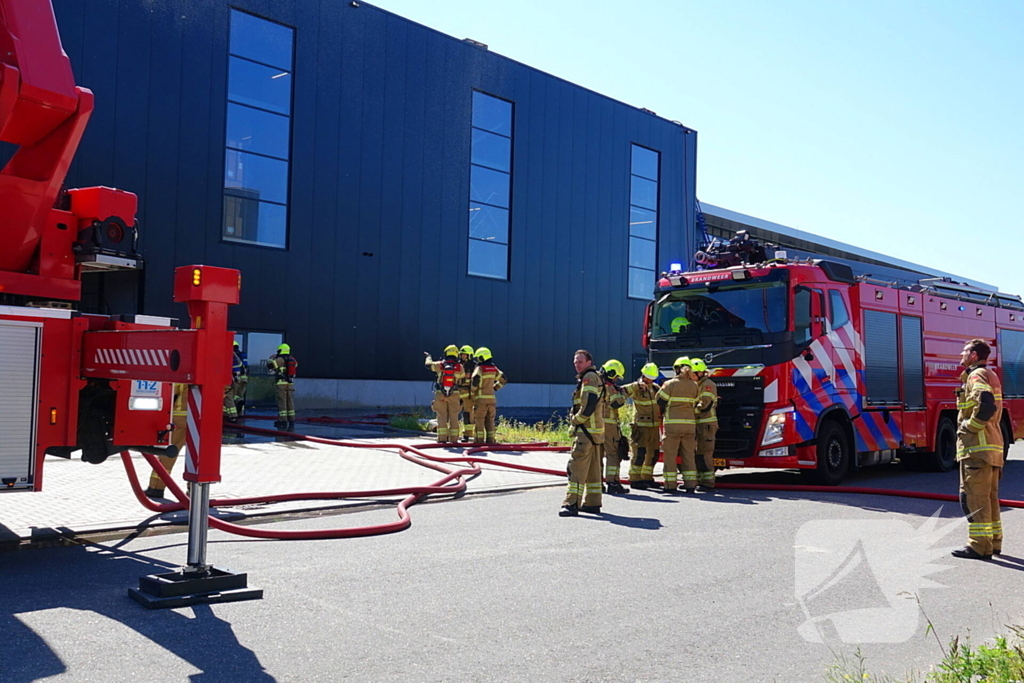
[{"xmin": 651, "ymin": 282, "xmax": 788, "ymax": 337}]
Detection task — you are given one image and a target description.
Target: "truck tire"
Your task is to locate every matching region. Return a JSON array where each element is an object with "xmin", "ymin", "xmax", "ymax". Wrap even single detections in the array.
[
  {"xmin": 922, "ymin": 417, "xmax": 956, "ymax": 472},
  {"xmin": 802, "ymin": 420, "xmax": 849, "ymax": 486}
]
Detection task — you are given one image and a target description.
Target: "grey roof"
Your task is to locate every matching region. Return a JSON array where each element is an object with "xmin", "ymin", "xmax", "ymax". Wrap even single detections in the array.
[{"xmin": 700, "ymin": 203, "xmax": 996, "ymax": 290}]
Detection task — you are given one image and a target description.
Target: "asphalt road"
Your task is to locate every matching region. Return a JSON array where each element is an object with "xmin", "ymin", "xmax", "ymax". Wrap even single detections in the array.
[{"xmin": 2, "ymin": 446, "xmax": 1023, "ymax": 683}]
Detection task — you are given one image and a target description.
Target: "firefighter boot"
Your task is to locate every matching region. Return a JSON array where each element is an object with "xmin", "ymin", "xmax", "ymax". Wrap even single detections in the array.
[
  {"xmin": 607, "ymin": 481, "xmax": 629, "ymax": 495},
  {"xmin": 144, "ymin": 487, "xmax": 166, "ymax": 499},
  {"xmin": 559, "ymin": 504, "xmax": 579, "ymax": 517}
]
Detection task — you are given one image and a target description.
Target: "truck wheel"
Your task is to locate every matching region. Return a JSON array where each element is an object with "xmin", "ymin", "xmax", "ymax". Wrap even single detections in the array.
[
  {"xmin": 922, "ymin": 417, "xmax": 956, "ymax": 472},
  {"xmin": 802, "ymin": 420, "xmax": 849, "ymax": 485}
]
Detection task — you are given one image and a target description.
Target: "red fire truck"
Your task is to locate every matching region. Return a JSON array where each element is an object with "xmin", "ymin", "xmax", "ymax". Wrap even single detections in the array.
[
  {"xmin": 1, "ymin": 0, "xmax": 234, "ymax": 497},
  {"xmin": 643, "ymin": 232, "xmax": 1024, "ymax": 484}
]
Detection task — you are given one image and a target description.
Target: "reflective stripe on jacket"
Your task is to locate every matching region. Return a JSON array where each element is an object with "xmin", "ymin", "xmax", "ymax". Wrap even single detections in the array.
[{"xmin": 956, "ymin": 364, "xmax": 1004, "ymax": 465}]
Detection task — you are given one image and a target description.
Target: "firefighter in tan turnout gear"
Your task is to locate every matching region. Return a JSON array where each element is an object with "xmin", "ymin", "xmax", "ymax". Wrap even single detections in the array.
[
  {"xmin": 457, "ymin": 345, "xmax": 477, "ymax": 442},
  {"xmin": 657, "ymin": 357, "xmax": 699, "ymax": 493},
  {"xmin": 622, "ymin": 362, "xmax": 663, "ymax": 489},
  {"xmin": 268, "ymin": 343, "xmax": 298, "ymax": 430},
  {"xmin": 424, "ymin": 345, "xmax": 465, "ymax": 443},
  {"xmin": 692, "ymin": 358, "xmax": 719, "ymax": 491},
  {"xmin": 952, "ymin": 338, "xmax": 1005, "ymax": 560},
  {"xmin": 600, "ymin": 359, "xmax": 629, "ymax": 494},
  {"xmin": 471, "ymin": 347, "xmax": 506, "ymax": 444},
  {"xmin": 144, "ymin": 383, "xmax": 188, "ymax": 499},
  {"xmin": 560, "ymin": 350, "xmax": 605, "ymax": 516}
]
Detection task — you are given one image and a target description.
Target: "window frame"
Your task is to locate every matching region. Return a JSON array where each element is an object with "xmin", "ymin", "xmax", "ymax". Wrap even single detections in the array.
[
  {"xmin": 467, "ymin": 90, "xmax": 514, "ymax": 281},
  {"xmin": 627, "ymin": 143, "xmax": 660, "ymax": 300},
  {"xmin": 221, "ymin": 9, "xmax": 295, "ymax": 251}
]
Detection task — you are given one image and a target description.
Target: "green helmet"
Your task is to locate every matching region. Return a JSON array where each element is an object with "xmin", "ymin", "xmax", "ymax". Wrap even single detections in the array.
[
  {"xmin": 475, "ymin": 346, "xmax": 492, "ymax": 362},
  {"xmin": 277, "ymin": 343, "xmax": 291, "ymax": 354},
  {"xmin": 671, "ymin": 316, "xmax": 691, "ymax": 333},
  {"xmin": 602, "ymin": 359, "xmax": 625, "ymax": 379},
  {"xmin": 689, "ymin": 359, "xmax": 708, "ymax": 373},
  {"xmin": 443, "ymin": 344, "xmax": 460, "ymax": 357},
  {"xmin": 460, "ymin": 345, "xmax": 474, "ymax": 356},
  {"xmin": 641, "ymin": 362, "xmax": 660, "ymax": 380},
  {"xmin": 673, "ymin": 356, "xmax": 691, "ymax": 370}
]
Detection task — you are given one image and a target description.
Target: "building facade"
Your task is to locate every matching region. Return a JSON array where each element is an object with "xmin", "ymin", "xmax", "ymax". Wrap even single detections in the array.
[{"xmin": 53, "ymin": 0, "xmax": 697, "ymax": 406}]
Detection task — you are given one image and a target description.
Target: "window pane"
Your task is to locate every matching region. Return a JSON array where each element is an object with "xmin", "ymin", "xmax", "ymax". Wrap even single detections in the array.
[
  {"xmin": 628, "ymin": 267, "xmax": 654, "ymax": 299},
  {"xmin": 228, "ymin": 56, "xmax": 292, "ymax": 115},
  {"xmin": 629, "ymin": 206, "xmax": 657, "ymax": 240},
  {"xmin": 631, "ymin": 145, "xmax": 659, "ymax": 181},
  {"xmin": 469, "ymin": 202, "xmax": 509, "ymax": 244},
  {"xmin": 468, "ymin": 239, "xmax": 508, "ymax": 279},
  {"xmin": 472, "ymin": 91, "xmax": 512, "ymax": 137},
  {"xmin": 630, "ymin": 175, "xmax": 658, "ymax": 211},
  {"xmin": 224, "ymin": 149, "xmax": 288, "ymax": 204},
  {"xmin": 246, "ymin": 332, "xmax": 284, "ymax": 374},
  {"xmin": 471, "ymin": 128, "xmax": 511, "ymax": 172},
  {"xmin": 230, "ymin": 10, "xmax": 293, "ymax": 70},
  {"xmin": 470, "ymin": 165, "xmax": 510, "ymax": 208},
  {"xmin": 223, "ymin": 194, "xmax": 287, "ymax": 248},
  {"xmin": 227, "ymin": 103, "xmax": 290, "ymax": 160},
  {"xmin": 829, "ymin": 290, "xmax": 850, "ymax": 328},
  {"xmin": 629, "ymin": 236, "xmax": 656, "ymax": 269}
]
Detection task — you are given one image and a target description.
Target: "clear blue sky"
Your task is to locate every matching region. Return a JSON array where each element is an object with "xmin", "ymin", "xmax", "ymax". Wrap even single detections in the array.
[{"xmin": 373, "ymin": 0, "xmax": 1023, "ymax": 295}]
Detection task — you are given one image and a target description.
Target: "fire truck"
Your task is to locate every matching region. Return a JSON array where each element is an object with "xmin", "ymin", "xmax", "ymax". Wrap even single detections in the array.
[
  {"xmin": 643, "ymin": 231, "xmax": 1024, "ymax": 484},
  {"xmin": 1, "ymin": 0, "xmax": 233, "ymax": 497}
]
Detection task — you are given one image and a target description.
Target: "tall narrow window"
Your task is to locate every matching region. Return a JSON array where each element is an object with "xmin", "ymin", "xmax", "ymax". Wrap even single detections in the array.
[
  {"xmin": 468, "ymin": 91, "xmax": 513, "ymax": 280},
  {"xmin": 628, "ymin": 144, "xmax": 660, "ymax": 299},
  {"xmin": 222, "ymin": 10, "xmax": 294, "ymax": 249}
]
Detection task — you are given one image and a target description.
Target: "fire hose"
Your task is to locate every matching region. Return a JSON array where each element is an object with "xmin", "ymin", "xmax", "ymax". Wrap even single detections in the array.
[{"xmin": 120, "ymin": 421, "xmax": 1024, "ymax": 541}]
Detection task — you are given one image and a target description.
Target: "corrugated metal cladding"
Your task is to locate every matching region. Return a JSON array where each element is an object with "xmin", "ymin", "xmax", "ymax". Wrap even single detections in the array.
[{"xmin": 52, "ymin": 0, "xmax": 697, "ymax": 384}]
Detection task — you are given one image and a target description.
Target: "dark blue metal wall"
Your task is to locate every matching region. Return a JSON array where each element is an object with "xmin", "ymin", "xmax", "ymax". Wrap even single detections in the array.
[{"xmin": 53, "ymin": 0, "xmax": 697, "ymax": 383}]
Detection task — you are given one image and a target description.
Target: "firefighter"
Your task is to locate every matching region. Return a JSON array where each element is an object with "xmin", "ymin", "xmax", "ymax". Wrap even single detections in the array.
[
  {"xmin": 952, "ymin": 338, "xmax": 1005, "ymax": 560},
  {"xmin": 656, "ymin": 356, "xmax": 699, "ymax": 493},
  {"xmin": 424, "ymin": 345, "xmax": 465, "ymax": 443},
  {"xmin": 622, "ymin": 362, "xmax": 663, "ymax": 489},
  {"xmin": 231, "ymin": 340, "xmax": 249, "ymax": 418},
  {"xmin": 600, "ymin": 359, "xmax": 629, "ymax": 494},
  {"xmin": 692, "ymin": 358, "xmax": 719, "ymax": 492},
  {"xmin": 560, "ymin": 349, "xmax": 605, "ymax": 516},
  {"xmin": 268, "ymin": 343, "xmax": 298, "ymax": 430},
  {"xmin": 458, "ymin": 345, "xmax": 477, "ymax": 442},
  {"xmin": 222, "ymin": 341, "xmax": 246, "ymax": 423},
  {"xmin": 144, "ymin": 383, "xmax": 187, "ymax": 499},
  {"xmin": 471, "ymin": 347, "xmax": 506, "ymax": 444}
]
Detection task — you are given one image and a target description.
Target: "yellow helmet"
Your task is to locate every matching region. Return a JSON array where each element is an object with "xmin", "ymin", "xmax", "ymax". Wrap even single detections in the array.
[
  {"xmin": 443, "ymin": 344, "xmax": 459, "ymax": 357},
  {"xmin": 277, "ymin": 343, "xmax": 291, "ymax": 354},
  {"xmin": 602, "ymin": 359, "xmax": 625, "ymax": 379},
  {"xmin": 673, "ymin": 356, "xmax": 691, "ymax": 369},
  {"xmin": 671, "ymin": 316, "xmax": 691, "ymax": 333},
  {"xmin": 689, "ymin": 359, "xmax": 707, "ymax": 373},
  {"xmin": 641, "ymin": 362, "xmax": 660, "ymax": 380},
  {"xmin": 475, "ymin": 346, "xmax": 492, "ymax": 362},
  {"xmin": 460, "ymin": 345, "xmax": 474, "ymax": 356}
]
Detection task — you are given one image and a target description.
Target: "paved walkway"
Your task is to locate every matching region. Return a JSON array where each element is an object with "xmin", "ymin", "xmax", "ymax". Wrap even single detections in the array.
[{"xmin": 0, "ymin": 417, "xmax": 569, "ymax": 544}]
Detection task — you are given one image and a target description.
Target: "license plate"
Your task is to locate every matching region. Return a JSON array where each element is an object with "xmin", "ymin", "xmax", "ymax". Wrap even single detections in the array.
[{"xmin": 713, "ymin": 458, "xmax": 727, "ymax": 467}]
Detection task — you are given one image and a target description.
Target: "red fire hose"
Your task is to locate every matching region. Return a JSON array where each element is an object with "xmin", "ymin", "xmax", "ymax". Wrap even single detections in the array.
[{"xmin": 120, "ymin": 423, "xmax": 1023, "ymax": 541}]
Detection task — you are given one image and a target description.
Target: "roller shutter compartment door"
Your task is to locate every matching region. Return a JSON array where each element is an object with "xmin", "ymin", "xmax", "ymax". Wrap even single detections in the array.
[{"xmin": 0, "ymin": 322, "xmax": 41, "ymax": 490}]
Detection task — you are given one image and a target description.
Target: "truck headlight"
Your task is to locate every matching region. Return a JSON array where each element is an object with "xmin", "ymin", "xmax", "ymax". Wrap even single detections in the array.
[{"xmin": 761, "ymin": 408, "xmax": 792, "ymax": 445}]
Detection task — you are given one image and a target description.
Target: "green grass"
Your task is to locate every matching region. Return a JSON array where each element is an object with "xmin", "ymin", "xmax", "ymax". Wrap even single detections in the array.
[
  {"xmin": 388, "ymin": 411, "xmax": 429, "ymax": 432},
  {"xmin": 824, "ymin": 626, "xmax": 1024, "ymax": 682},
  {"xmin": 495, "ymin": 415, "xmax": 574, "ymax": 446}
]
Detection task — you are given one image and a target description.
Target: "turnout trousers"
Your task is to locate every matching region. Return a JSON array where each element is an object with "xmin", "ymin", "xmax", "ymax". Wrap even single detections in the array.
[
  {"xmin": 695, "ymin": 422, "xmax": 718, "ymax": 488},
  {"xmin": 959, "ymin": 455, "xmax": 1003, "ymax": 556},
  {"xmin": 628, "ymin": 425, "xmax": 661, "ymax": 483},
  {"xmin": 661, "ymin": 423, "xmax": 697, "ymax": 491},
  {"xmin": 432, "ymin": 391, "xmax": 462, "ymax": 443},
  {"xmin": 562, "ymin": 430, "xmax": 603, "ymax": 508},
  {"xmin": 603, "ymin": 424, "xmax": 624, "ymax": 483},
  {"xmin": 275, "ymin": 382, "xmax": 295, "ymax": 421},
  {"xmin": 473, "ymin": 398, "xmax": 497, "ymax": 444}
]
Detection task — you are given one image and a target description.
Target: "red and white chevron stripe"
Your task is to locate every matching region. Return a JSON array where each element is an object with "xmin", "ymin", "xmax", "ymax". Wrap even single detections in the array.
[
  {"xmin": 92, "ymin": 347, "xmax": 172, "ymax": 366},
  {"xmin": 184, "ymin": 386, "xmax": 202, "ymax": 476}
]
